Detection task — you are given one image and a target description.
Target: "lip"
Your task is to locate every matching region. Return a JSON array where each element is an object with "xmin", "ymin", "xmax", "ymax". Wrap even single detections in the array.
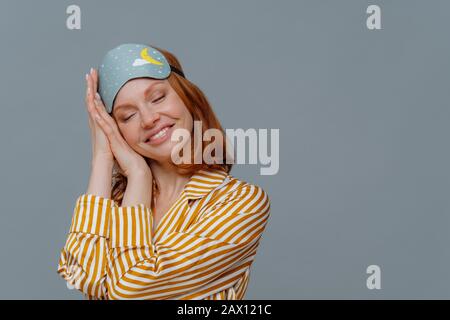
[{"xmin": 144, "ymin": 124, "xmax": 175, "ymax": 146}]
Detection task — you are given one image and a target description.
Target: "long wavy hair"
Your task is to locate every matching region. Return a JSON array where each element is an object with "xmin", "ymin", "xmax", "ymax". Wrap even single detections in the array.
[{"xmin": 108, "ymin": 44, "xmax": 233, "ymax": 206}]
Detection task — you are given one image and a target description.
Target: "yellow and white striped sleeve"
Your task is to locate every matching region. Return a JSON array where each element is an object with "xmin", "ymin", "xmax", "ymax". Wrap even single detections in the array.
[{"xmin": 56, "ymin": 194, "xmax": 115, "ymax": 299}]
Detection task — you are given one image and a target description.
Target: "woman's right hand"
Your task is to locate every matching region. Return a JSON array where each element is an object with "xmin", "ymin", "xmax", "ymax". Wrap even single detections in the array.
[{"xmin": 85, "ymin": 68, "xmax": 114, "ymax": 163}]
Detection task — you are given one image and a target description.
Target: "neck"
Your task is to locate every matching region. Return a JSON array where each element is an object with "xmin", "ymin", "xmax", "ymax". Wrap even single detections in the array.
[{"xmin": 148, "ymin": 160, "xmax": 192, "ymax": 199}]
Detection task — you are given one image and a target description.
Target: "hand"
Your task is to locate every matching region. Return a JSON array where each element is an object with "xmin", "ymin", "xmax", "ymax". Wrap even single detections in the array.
[
  {"xmin": 85, "ymin": 68, "xmax": 113, "ymax": 163},
  {"xmin": 89, "ymin": 68, "xmax": 151, "ymax": 179}
]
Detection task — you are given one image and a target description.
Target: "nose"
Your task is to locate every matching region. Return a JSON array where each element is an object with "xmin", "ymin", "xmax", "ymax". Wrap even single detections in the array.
[{"xmin": 140, "ymin": 108, "xmax": 161, "ymax": 129}]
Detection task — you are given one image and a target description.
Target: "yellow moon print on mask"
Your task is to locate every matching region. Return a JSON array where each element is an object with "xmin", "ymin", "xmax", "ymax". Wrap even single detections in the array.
[
  {"xmin": 141, "ymin": 48, "xmax": 163, "ymax": 65},
  {"xmin": 132, "ymin": 48, "xmax": 164, "ymax": 67}
]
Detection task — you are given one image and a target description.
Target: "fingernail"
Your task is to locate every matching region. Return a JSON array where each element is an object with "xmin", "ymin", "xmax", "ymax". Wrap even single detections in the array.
[
  {"xmin": 95, "ymin": 92, "xmax": 101, "ymax": 100},
  {"xmin": 85, "ymin": 73, "xmax": 88, "ymax": 81},
  {"xmin": 90, "ymin": 67, "xmax": 94, "ymax": 74}
]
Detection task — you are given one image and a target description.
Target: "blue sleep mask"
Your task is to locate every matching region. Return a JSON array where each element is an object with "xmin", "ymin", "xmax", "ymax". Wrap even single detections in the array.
[{"xmin": 97, "ymin": 43, "xmax": 185, "ymax": 113}]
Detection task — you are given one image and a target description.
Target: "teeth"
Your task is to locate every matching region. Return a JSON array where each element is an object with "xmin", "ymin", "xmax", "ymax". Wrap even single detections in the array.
[{"xmin": 150, "ymin": 126, "xmax": 170, "ymax": 140}]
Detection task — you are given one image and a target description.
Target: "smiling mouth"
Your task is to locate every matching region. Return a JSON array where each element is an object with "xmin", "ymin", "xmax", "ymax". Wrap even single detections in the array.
[{"xmin": 144, "ymin": 124, "xmax": 175, "ymax": 143}]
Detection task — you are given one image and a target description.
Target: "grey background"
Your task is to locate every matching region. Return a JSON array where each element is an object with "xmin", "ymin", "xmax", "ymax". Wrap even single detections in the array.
[{"xmin": 0, "ymin": 0, "xmax": 448, "ymax": 299}]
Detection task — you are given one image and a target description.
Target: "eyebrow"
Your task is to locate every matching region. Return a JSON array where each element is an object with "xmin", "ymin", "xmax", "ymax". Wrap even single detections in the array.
[{"xmin": 113, "ymin": 81, "xmax": 164, "ymax": 113}]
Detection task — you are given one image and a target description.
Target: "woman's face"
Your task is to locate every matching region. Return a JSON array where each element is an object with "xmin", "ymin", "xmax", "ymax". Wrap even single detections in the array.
[{"xmin": 111, "ymin": 78, "xmax": 193, "ymax": 162}]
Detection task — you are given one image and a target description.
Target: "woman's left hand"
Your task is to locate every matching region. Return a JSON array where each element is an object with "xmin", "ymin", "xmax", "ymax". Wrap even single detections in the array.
[{"xmin": 91, "ymin": 87, "xmax": 150, "ymax": 178}]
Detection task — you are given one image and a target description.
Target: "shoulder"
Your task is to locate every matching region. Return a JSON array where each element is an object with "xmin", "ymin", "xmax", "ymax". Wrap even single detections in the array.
[{"xmin": 209, "ymin": 172, "xmax": 271, "ymax": 216}]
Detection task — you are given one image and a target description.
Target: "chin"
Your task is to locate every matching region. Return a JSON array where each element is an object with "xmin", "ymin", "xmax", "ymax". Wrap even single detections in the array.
[{"xmin": 143, "ymin": 144, "xmax": 176, "ymax": 163}]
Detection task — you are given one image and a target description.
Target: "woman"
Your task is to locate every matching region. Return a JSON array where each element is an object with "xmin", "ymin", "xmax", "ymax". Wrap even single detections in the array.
[{"xmin": 57, "ymin": 43, "xmax": 271, "ymax": 300}]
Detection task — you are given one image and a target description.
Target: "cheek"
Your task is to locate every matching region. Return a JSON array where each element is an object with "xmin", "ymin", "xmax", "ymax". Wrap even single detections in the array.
[
  {"xmin": 167, "ymin": 93, "xmax": 191, "ymax": 118},
  {"xmin": 118, "ymin": 125, "xmax": 139, "ymax": 144},
  {"xmin": 184, "ymin": 111, "xmax": 194, "ymax": 131},
  {"xmin": 166, "ymin": 98, "xmax": 194, "ymax": 129}
]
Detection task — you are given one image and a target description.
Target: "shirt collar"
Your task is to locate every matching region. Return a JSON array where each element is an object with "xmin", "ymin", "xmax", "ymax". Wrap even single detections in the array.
[{"xmin": 183, "ymin": 168, "xmax": 229, "ymax": 200}]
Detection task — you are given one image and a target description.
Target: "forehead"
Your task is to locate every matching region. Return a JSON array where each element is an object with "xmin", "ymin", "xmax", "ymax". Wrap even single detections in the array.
[
  {"xmin": 116, "ymin": 78, "xmax": 165, "ymax": 100},
  {"xmin": 112, "ymin": 78, "xmax": 166, "ymax": 112}
]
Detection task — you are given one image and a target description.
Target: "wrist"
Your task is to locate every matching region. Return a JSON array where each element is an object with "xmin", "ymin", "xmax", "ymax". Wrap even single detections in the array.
[
  {"xmin": 122, "ymin": 173, "xmax": 153, "ymax": 208},
  {"xmin": 87, "ymin": 158, "xmax": 113, "ymax": 199},
  {"xmin": 128, "ymin": 168, "xmax": 152, "ymax": 183},
  {"xmin": 128, "ymin": 160, "xmax": 152, "ymax": 179},
  {"xmin": 91, "ymin": 155, "xmax": 114, "ymax": 169}
]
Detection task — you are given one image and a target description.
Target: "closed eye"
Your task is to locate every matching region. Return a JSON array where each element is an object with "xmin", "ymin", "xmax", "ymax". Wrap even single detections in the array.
[
  {"xmin": 122, "ymin": 95, "xmax": 165, "ymax": 122},
  {"xmin": 152, "ymin": 95, "xmax": 165, "ymax": 103}
]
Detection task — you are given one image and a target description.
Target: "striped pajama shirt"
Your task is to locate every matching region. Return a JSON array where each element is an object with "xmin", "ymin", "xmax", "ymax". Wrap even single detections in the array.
[{"xmin": 57, "ymin": 168, "xmax": 271, "ymax": 300}]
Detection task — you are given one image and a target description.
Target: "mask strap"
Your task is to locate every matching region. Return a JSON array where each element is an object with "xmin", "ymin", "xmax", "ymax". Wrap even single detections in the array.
[{"xmin": 169, "ymin": 64, "xmax": 185, "ymax": 78}]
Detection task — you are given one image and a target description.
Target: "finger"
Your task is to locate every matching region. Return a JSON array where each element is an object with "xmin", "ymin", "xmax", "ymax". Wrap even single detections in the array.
[
  {"xmin": 94, "ymin": 93, "xmax": 118, "ymax": 130},
  {"xmin": 93, "ymin": 96, "xmax": 129, "ymax": 149},
  {"xmin": 86, "ymin": 73, "xmax": 99, "ymax": 118},
  {"xmin": 85, "ymin": 74, "xmax": 96, "ymax": 123},
  {"xmin": 85, "ymin": 73, "xmax": 93, "ymax": 106},
  {"xmin": 85, "ymin": 74, "xmax": 93, "ymax": 108},
  {"xmin": 85, "ymin": 73, "xmax": 90, "ymax": 106},
  {"xmin": 94, "ymin": 111, "xmax": 114, "ymax": 138},
  {"xmin": 88, "ymin": 70, "xmax": 96, "ymax": 104},
  {"xmin": 90, "ymin": 69, "xmax": 106, "ymax": 120},
  {"xmin": 89, "ymin": 67, "xmax": 97, "ymax": 94},
  {"xmin": 84, "ymin": 74, "xmax": 95, "ymax": 132},
  {"xmin": 92, "ymin": 95, "xmax": 114, "ymax": 131},
  {"xmin": 92, "ymin": 68, "xmax": 98, "ymax": 93}
]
